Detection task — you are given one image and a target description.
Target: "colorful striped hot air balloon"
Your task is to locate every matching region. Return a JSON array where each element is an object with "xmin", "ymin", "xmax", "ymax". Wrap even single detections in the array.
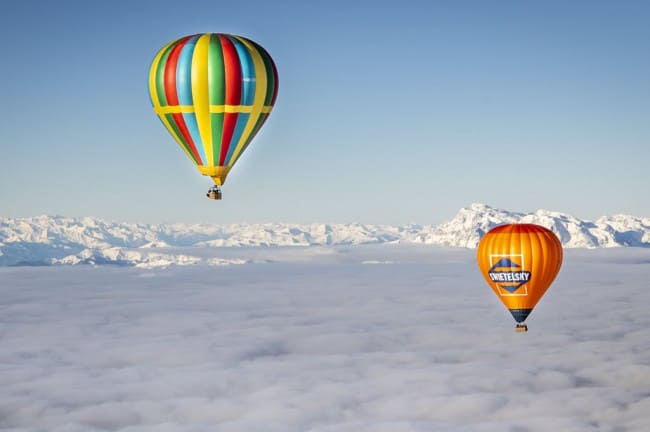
[
  {"xmin": 148, "ymin": 33, "xmax": 278, "ymax": 199},
  {"xmin": 476, "ymin": 224, "xmax": 563, "ymax": 332}
]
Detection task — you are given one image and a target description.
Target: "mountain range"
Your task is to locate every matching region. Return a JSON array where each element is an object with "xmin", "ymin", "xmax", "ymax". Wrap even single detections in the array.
[{"xmin": 1, "ymin": 203, "xmax": 648, "ymax": 267}]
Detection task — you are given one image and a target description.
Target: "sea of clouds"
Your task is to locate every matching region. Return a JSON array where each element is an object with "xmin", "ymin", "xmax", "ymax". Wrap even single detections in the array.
[{"xmin": 0, "ymin": 245, "xmax": 649, "ymax": 431}]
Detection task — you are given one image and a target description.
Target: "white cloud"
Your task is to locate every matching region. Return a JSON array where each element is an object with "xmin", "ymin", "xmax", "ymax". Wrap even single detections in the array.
[{"xmin": 0, "ymin": 246, "xmax": 649, "ymax": 431}]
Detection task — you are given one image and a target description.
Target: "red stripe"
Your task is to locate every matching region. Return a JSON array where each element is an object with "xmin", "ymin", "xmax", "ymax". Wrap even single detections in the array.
[
  {"xmin": 219, "ymin": 35, "xmax": 242, "ymax": 165},
  {"xmin": 164, "ymin": 36, "xmax": 203, "ymax": 165}
]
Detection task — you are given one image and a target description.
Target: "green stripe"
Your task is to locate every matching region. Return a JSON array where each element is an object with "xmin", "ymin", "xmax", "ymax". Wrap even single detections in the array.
[
  {"xmin": 208, "ymin": 34, "xmax": 225, "ymax": 105},
  {"xmin": 210, "ymin": 113, "xmax": 224, "ymax": 165},
  {"xmin": 164, "ymin": 113, "xmax": 200, "ymax": 165},
  {"xmin": 208, "ymin": 34, "xmax": 226, "ymax": 165},
  {"xmin": 251, "ymin": 41, "xmax": 276, "ymax": 106},
  {"xmin": 155, "ymin": 43, "xmax": 175, "ymax": 106},
  {"xmin": 231, "ymin": 113, "xmax": 268, "ymax": 166}
]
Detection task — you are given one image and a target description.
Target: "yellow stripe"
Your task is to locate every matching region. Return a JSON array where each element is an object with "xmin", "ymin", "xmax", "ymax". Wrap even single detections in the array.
[
  {"xmin": 216, "ymin": 105, "xmax": 252, "ymax": 113},
  {"xmin": 211, "ymin": 105, "xmax": 272, "ymax": 113},
  {"xmin": 228, "ymin": 36, "xmax": 268, "ymax": 165},
  {"xmin": 148, "ymin": 40, "xmax": 197, "ymax": 164},
  {"xmin": 148, "ymin": 39, "xmax": 177, "ymax": 108},
  {"xmin": 191, "ymin": 34, "xmax": 213, "ymax": 166},
  {"xmin": 154, "ymin": 105, "xmax": 195, "ymax": 114},
  {"xmin": 154, "ymin": 104, "xmax": 272, "ymax": 114}
]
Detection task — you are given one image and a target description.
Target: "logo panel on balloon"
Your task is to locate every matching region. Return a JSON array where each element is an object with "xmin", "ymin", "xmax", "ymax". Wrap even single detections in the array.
[{"xmin": 488, "ymin": 255, "xmax": 531, "ymax": 296}]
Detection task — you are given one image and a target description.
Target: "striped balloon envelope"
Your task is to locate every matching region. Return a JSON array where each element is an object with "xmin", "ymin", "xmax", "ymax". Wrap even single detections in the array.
[
  {"xmin": 148, "ymin": 33, "xmax": 278, "ymax": 191},
  {"xmin": 476, "ymin": 224, "xmax": 563, "ymax": 331}
]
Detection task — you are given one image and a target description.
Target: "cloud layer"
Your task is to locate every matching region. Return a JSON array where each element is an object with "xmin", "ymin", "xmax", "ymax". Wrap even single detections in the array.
[{"xmin": 0, "ymin": 246, "xmax": 648, "ymax": 431}]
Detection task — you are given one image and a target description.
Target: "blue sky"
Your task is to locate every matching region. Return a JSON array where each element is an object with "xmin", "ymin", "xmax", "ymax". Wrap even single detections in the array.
[{"xmin": 1, "ymin": 0, "xmax": 648, "ymax": 224}]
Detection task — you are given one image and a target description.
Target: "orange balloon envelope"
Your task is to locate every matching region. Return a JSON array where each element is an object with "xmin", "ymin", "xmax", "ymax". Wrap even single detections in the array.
[{"xmin": 476, "ymin": 224, "xmax": 563, "ymax": 331}]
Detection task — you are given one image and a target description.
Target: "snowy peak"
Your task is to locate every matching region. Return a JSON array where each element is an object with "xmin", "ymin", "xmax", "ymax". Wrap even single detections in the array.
[
  {"xmin": 50, "ymin": 248, "xmax": 247, "ymax": 269},
  {"xmin": 1, "ymin": 205, "xmax": 648, "ymax": 266},
  {"xmin": 433, "ymin": 203, "xmax": 649, "ymax": 248}
]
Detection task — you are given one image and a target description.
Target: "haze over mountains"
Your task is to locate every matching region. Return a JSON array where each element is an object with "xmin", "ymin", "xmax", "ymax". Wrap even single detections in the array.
[{"xmin": 1, "ymin": 203, "xmax": 648, "ymax": 267}]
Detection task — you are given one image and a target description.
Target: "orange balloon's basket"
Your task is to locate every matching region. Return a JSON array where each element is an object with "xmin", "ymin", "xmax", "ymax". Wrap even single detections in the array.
[{"xmin": 515, "ymin": 323, "xmax": 528, "ymax": 332}]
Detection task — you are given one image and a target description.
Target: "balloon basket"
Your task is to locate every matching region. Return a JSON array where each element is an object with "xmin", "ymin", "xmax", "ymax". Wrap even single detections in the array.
[
  {"xmin": 515, "ymin": 323, "xmax": 528, "ymax": 332},
  {"xmin": 206, "ymin": 186, "xmax": 222, "ymax": 200}
]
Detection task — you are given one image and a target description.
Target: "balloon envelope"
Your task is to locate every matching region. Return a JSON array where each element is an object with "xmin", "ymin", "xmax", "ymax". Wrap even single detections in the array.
[
  {"xmin": 148, "ymin": 33, "xmax": 278, "ymax": 185},
  {"xmin": 476, "ymin": 223, "xmax": 563, "ymax": 324}
]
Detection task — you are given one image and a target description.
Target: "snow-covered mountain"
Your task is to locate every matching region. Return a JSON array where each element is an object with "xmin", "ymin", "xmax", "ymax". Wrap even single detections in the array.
[
  {"xmin": 431, "ymin": 203, "xmax": 650, "ymax": 248},
  {"xmin": 1, "ymin": 204, "xmax": 648, "ymax": 266}
]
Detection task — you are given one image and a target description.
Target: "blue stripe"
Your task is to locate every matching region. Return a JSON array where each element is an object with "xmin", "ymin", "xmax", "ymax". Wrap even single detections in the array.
[
  {"xmin": 231, "ymin": 37, "xmax": 256, "ymax": 105},
  {"xmin": 225, "ymin": 113, "xmax": 250, "ymax": 164},
  {"xmin": 176, "ymin": 35, "xmax": 206, "ymax": 164},
  {"xmin": 176, "ymin": 35, "xmax": 199, "ymax": 105}
]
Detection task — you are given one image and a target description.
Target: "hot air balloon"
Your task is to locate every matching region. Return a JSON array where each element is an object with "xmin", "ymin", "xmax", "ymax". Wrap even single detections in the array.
[
  {"xmin": 476, "ymin": 223, "xmax": 563, "ymax": 332},
  {"xmin": 148, "ymin": 33, "xmax": 278, "ymax": 200}
]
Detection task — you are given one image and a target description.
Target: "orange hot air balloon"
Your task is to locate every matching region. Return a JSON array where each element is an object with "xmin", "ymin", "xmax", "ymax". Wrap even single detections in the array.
[{"xmin": 477, "ymin": 223, "xmax": 563, "ymax": 332}]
